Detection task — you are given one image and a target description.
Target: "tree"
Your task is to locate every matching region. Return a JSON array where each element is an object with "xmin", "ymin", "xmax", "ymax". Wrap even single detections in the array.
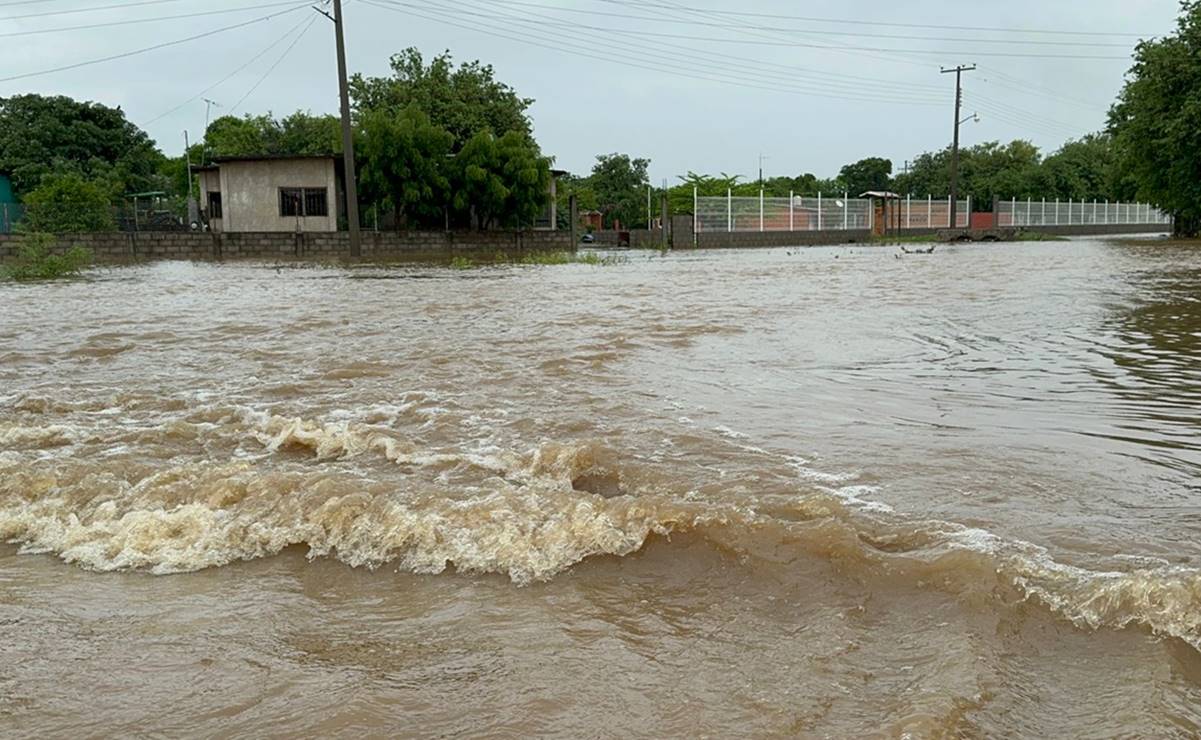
[
  {"xmin": 1109, "ymin": 0, "xmax": 1201, "ymax": 235},
  {"xmin": 0, "ymin": 94, "xmax": 163, "ymax": 198},
  {"xmin": 203, "ymin": 111, "xmax": 340, "ymax": 159},
  {"xmin": 452, "ymin": 132, "xmax": 508, "ymax": 230},
  {"xmin": 590, "ymin": 153, "xmax": 650, "ymax": 229},
  {"xmin": 21, "ymin": 173, "xmax": 116, "ymax": 233},
  {"xmin": 357, "ymin": 105, "xmax": 453, "ymax": 228},
  {"xmin": 450, "ymin": 131, "xmax": 550, "ymax": 229},
  {"xmin": 838, "ymin": 157, "xmax": 893, "ymax": 196},
  {"xmin": 350, "ymin": 48, "xmax": 534, "ymax": 148},
  {"xmin": 495, "ymin": 131, "xmax": 551, "ymax": 228}
]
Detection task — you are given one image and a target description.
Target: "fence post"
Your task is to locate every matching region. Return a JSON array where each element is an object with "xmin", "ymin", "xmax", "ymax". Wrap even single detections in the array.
[
  {"xmin": 727, "ymin": 188, "xmax": 732, "ymax": 233},
  {"xmin": 759, "ymin": 189, "xmax": 764, "ymax": 232},
  {"xmin": 906, "ymin": 194, "xmax": 911, "ymax": 229},
  {"xmin": 693, "ymin": 186, "xmax": 698, "ymax": 240},
  {"xmin": 868, "ymin": 195, "xmax": 874, "ymax": 233},
  {"xmin": 927, "ymin": 195, "xmax": 932, "ymax": 228},
  {"xmin": 946, "ymin": 196, "xmax": 952, "ymax": 228},
  {"xmin": 789, "ymin": 190, "xmax": 794, "ymax": 232},
  {"xmin": 818, "ymin": 192, "xmax": 823, "ymax": 231}
]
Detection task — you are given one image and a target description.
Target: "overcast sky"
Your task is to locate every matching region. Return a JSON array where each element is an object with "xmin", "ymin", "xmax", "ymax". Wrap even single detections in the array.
[{"xmin": 0, "ymin": 0, "xmax": 1183, "ymax": 183}]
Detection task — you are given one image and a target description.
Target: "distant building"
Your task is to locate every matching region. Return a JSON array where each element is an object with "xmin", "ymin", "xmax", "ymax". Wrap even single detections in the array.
[
  {"xmin": 579, "ymin": 210, "xmax": 603, "ymax": 231},
  {"xmin": 197, "ymin": 155, "xmax": 340, "ymax": 233},
  {"xmin": 0, "ymin": 173, "xmax": 18, "ymax": 234}
]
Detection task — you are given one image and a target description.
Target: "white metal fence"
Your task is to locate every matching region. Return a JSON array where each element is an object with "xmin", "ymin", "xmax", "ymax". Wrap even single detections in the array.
[
  {"xmin": 997, "ymin": 198, "xmax": 1172, "ymax": 227},
  {"xmin": 694, "ymin": 192, "xmax": 871, "ymax": 232},
  {"xmin": 693, "ymin": 190, "xmax": 969, "ymax": 232}
]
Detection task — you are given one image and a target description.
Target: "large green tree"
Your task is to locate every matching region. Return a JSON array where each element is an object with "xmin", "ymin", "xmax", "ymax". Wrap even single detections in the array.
[
  {"xmin": 0, "ymin": 94, "xmax": 162, "ymax": 198},
  {"xmin": 1109, "ymin": 0, "xmax": 1201, "ymax": 235},
  {"xmin": 350, "ymin": 49, "xmax": 534, "ymax": 148},
  {"xmin": 357, "ymin": 105, "xmax": 453, "ymax": 228},
  {"xmin": 838, "ymin": 157, "xmax": 893, "ymax": 196},
  {"xmin": 451, "ymin": 131, "xmax": 550, "ymax": 229},
  {"xmin": 590, "ymin": 153, "xmax": 650, "ymax": 229},
  {"xmin": 203, "ymin": 111, "xmax": 340, "ymax": 159}
]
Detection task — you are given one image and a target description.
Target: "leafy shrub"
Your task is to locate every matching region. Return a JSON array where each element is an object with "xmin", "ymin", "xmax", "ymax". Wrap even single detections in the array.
[
  {"xmin": 21, "ymin": 173, "xmax": 115, "ymax": 233},
  {"xmin": 2, "ymin": 233, "xmax": 92, "ymax": 281}
]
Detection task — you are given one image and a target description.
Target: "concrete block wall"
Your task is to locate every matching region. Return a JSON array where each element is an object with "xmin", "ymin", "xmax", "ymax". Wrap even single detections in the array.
[{"xmin": 0, "ymin": 230, "xmax": 573, "ymax": 263}]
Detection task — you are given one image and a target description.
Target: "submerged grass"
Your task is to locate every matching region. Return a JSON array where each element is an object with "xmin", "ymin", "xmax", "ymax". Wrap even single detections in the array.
[
  {"xmin": 445, "ymin": 250, "xmax": 628, "ymax": 269},
  {"xmin": 1, "ymin": 234, "xmax": 93, "ymax": 281}
]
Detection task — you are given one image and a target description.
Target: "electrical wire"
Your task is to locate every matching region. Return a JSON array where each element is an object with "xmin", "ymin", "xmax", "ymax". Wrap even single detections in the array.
[
  {"xmin": 600, "ymin": 0, "xmax": 1154, "ymax": 38},
  {"xmin": 144, "ymin": 11, "xmax": 316, "ymax": 124},
  {"xmin": 0, "ymin": 1, "xmax": 308, "ymax": 39},
  {"xmin": 0, "ymin": 4, "xmax": 310, "ymax": 83},
  {"xmin": 416, "ymin": 0, "xmax": 945, "ymax": 98},
  {"xmin": 467, "ymin": 0, "xmax": 1134, "ymax": 48},
  {"xmin": 367, "ymin": 0, "xmax": 945, "ymax": 105},
  {"xmin": 229, "ymin": 14, "xmax": 319, "ymax": 113},
  {"xmin": 1, "ymin": 0, "xmax": 188, "ymax": 21}
]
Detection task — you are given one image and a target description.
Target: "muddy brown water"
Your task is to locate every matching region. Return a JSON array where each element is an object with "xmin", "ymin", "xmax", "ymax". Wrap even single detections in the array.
[{"xmin": 2, "ymin": 239, "xmax": 1201, "ymax": 737}]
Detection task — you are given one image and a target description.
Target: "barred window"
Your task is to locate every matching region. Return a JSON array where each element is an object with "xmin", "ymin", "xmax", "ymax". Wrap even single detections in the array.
[
  {"xmin": 304, "ymin": 188, "xmax": 328, "ymax": 217},
  {"xmin": 207, "ymin": 192, "xmax": 222, "ymax": 219},
  {"xmin": 280, "ymin": 188, "xmax": 303, "ymax": 217},
  {"xmin": 280, "ymin": 187, "xmax": 328, "ymax": 217}
]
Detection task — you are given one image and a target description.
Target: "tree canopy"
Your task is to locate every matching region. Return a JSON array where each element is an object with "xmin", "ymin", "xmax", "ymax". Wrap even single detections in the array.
[
  {"xmin": 203, "ymin": 111, "xmax": 341, "ymax": 159},
  {"xmin": 349, "ymin": 48, "xmax": 534, "ymax": 148},
  {"xmin": 589, "ymin": 153, "xmax": 651, "ymax": 229},
  {"xmin": 1109, "ymin": 0, "xmax": 1201, "ymax": 235},
  {"xmin": 838, "ymin": 157, "xmax": 893, "ymax": 196},
  {"xmin": 0, "ymin": 94, "xmax": 163, "ymax": 198},
  {"xmin": 21, "ymin": 173, "xmax": 116, "ymax": 233},
  {"xmin": 357, "ymin": 105, "xmax": 453, "ymax": 228}
]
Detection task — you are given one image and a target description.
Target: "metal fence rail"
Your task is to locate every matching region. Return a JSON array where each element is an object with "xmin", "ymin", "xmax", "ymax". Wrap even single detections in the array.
[
  {"xmin": 895, "ymin": 196, "xmax": 970, "ymax": 229},
  {"xmin": 694, "ymin": 191, "xmax": 968, "ymax": 232},
  {"xmin": 695, "ymin": 191, "xmax": 872, "ymax": 233},
  {"xmin": 997, "ymin": 198, "xmax": 1172, "ymax": 227}
]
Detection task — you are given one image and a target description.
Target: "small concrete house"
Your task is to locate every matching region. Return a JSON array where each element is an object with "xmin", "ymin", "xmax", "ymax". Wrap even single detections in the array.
[{"xmin": 197, "ymin": 155, "xmax": 340, "ymax": 233}]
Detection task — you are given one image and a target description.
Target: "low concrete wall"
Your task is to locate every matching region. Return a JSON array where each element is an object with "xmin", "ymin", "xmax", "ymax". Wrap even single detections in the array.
[
  {"xmin": 0, "ymin": 230, "xmax": 573, "ymax": 263},
  {"xmin": 1025, "ymin": 223, "xmax": 1169, "ymax": 237},
  {"xmin": 693, "ymin": 230, "xmax": 872, "ymax": 248}
]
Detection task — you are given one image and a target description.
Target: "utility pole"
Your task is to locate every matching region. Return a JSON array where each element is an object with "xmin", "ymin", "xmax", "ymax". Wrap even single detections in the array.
[
  {"xmin": 332, "ymin": 0, "xmax": 362, "ymax": 257},
  {"xmin": 941, "ymin": 65, "xmax": 975, "ymax": 231},
  {"xmin": 201, "ymin": 98, "xmax": 220, "ymax": 165},
  {"xmin": 184, "ymin": 130, "xmax": 198, "ymax": 226},
  {"xmin": 758, "ymin": 153, "xmax": 767, "ymax": 188}
]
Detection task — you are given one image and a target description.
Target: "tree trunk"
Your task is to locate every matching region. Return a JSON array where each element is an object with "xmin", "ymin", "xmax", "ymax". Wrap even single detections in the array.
[{"xmin": 1173, "ymin": 213, "xmax": 1200, "ymax": 238}]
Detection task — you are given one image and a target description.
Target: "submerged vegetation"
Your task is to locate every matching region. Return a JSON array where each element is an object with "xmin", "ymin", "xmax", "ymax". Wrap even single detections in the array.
[
  {"xmin": 443, "ymin": 250, "xmax": 628, "ymax": 269},
  {"xmin": 1, "ymin": 234, "xmax": 92, "ymax": 281}
]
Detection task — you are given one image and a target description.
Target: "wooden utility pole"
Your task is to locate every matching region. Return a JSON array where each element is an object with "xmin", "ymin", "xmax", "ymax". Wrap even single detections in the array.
[
  {"xmin": 941, "ymin": 65, "xmax": 975, "ymax": 231},
  {"xmin": 332, "ymin": 0, "xmax": 362, "ymax": 257}
]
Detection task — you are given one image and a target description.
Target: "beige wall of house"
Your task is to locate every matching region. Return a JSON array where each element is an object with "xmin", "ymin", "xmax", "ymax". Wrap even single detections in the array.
[{"xmin": 201, "ymin": 158, "xmax": 338, "ymax": 233}]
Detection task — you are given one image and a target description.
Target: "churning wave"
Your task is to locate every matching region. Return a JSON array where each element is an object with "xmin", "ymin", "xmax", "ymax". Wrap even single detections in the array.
[{"xmin": 2, "ymin": 406, "xmax": 1201, "ymax": 650}]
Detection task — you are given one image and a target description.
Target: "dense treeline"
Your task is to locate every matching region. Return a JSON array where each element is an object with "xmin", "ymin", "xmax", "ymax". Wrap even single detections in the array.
[
  {"xmin": 0, "ymin": 49, "xmax": 550, "ymax": 232},
  {"xmin": 3, "ymin": 1, "xmax": 1200, "ymax": 236}
]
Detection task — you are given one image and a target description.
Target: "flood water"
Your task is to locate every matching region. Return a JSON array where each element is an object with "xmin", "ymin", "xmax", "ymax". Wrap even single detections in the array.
[{"xmin": 3, "ymin": 238, "xmax": 1201, "ymax": 737}]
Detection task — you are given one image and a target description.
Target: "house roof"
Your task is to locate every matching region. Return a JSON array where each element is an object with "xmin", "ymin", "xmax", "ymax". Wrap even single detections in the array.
[
  {"xmin": 211, "ymin": 153, "xmax": 338, "ymax": 164},
  {"xmin": 860, "ymin": 190, "xmax": 901, "ymax": 199}
]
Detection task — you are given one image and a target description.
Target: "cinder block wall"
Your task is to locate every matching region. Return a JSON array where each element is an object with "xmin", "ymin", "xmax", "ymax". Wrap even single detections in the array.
[{"xmin": 0, "ymin": 230, "xmax": 573, "ymax": 263}]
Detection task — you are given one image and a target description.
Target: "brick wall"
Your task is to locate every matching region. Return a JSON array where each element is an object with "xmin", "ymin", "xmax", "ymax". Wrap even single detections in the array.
[{"xmin": 0, "ymin": 230, "xmax": 573, "ymax": 263}]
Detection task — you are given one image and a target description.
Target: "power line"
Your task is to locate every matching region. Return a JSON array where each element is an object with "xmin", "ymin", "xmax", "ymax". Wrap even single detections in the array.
[
  {"xmin": 1, "ymin": 4, "xmax": 309, "ymax": 84},
  {"xmin": 598, "ymin": 0, "xmax": 1154, "ymax": 38},
  {"xmin": 230, "ymin": 15, "xmax": 319, "ymax": 113},
  {"xmin": 427, "ymin": 0, "xmax": 946, "ymax": 98},
  {"xmin": 368, "ymin": 0, "xmax": 944, "ymax": 105},
  {"xmin": 144, "ymin": 12, "xmax": 315, "ymax": 125},
  {"xmin": 0, "ymin": 1, "xmax": 308, "ymax": 38},
  {"xmin": 468, "ymin": 0, "xmax": 1134, "ymax": 48},
  {"xmin": 1, "ymin": 0, "xmax": 188, "ymax": 21}
]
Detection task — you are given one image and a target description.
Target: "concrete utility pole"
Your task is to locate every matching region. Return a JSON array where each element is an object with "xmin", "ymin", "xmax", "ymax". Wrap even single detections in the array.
[
  {"xmin": 941, "ymin": 65, "xmax": 975, "ymax": 230},
  {"xmin": 758, "ymin": 153, "xmax": 767, "ymax": 188},
  {"xmin": 332, "ymin": 0, "xmax": 362, "ymax": 257}
]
